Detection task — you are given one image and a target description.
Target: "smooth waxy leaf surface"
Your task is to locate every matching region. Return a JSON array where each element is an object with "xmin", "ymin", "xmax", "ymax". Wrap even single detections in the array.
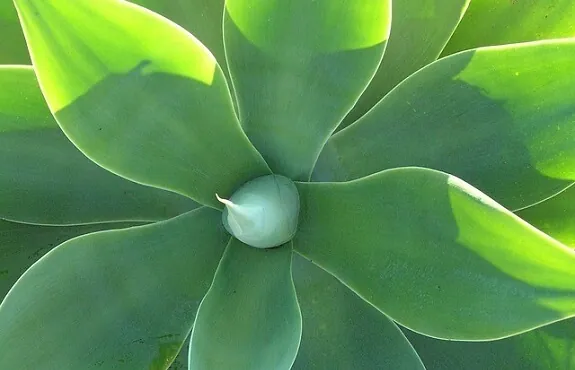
[
  {"xmin": 189, "ymin": 239, "xmax": 301, "ymax": 370},
  {"xmin": 0, "ymin": 219, "xmax": 136, "ymax": 301},
  {"xmin": 15, "ymin": 0, "xmax": 270, "ymax": 208},
  {"xmin": 518, "ymin": 185, "xmax": 575, "ymax": 247},
  {"xmin": 0, "ymin": 1, "xmax": 29, "ymax": 63},
  {"xmin": 0, "ymin": 66, "xmax": 198, "ymax": 224},
  {"xmin": 315, "ymin": 40, "xmax": 575, "ymax": 210},
  {"xmin": 131, "ymin": 0, "xmax": 226, "ymax": 67},
  {"xmin": 405, "ymin": 319, "xmax": 575, "ymax": 370},
  {"xmin": 407, "ymin": 202, "xmax": 575, "ymax": 370},
  {"xmin": 342, "ymin": 0, "xmax": 470, "ymax": 126},
  {"xmin": 0, "ymin": 208, "xmax": 229, "ymax": 369},
  {"xmin": 291, "ymin": 254, "xmax": 424, "ymax": 370},
  {"xmin": 224, "ymin": 0, "xmax": 391, "ymax": 180},
  {"xmin": 295, "ymin": 167, "xmax": 575, "ymax": 340},
  {"xmin": 443, "ymin": 0, "xmax": 575, "ymax": 56}
]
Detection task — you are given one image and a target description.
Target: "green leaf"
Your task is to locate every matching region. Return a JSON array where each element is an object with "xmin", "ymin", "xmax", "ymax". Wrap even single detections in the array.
[
  {"xmin": 0, "ymin": 65, "xmax": 198, "ymax": 225},
  {"xmin": 404, "ymin": 319, "xmax": 575, "ymax": 370},
  {"xmin": 224, "ymin": 0, "xmax": 391, "ymax": 180},
  {"xmin": 189, "ymin": 239, "xmax": 301, "ymax": 370},
  {"xmin": 315, "ymin": 40, "xmax": 575, "ymax": 210},
  {"xmin": 0, "ymin": 207, "xmax": 229, "ymax": 369},
  {"xmin": 0, "ymin": 1, "xmax": 29, "ymax": 64},
  {"xmin": 342, "ymin": 0, "xmax": 470, "ymax": 127},
  {"xmin": 0, "ymin": 219, "xmax": 137, "ymax": 302},
  {"xmin": 442, "ymin": 0, "xmax": 575, "ymax": 56},
  {"xmin": 517, "ymin": 184, "xmax": 575, "ymax": 248},
  {"xmin": 405, "ymin": 204, "xmax": 575, "ymax": 370},
  {"xmin": 168, "ymin": 334, "xmax": 190, "ymax": 370},
  {"xmin": 291, "ymin": 254, "xmax": 425, "ymax": 370},
  {"xmin": 14, "ymin": 0, "xmax": 270, "ymax": 208},
  {"xmin": 130, "ymin": 0, "xmax": 227, "ymax": 76},
  {"xmin": 294, "ymin": 167, "xmax": 575, "ymax": 340}
]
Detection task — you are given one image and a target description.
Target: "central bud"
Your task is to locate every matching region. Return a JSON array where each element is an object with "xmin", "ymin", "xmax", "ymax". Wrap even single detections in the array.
[{"xmin": 216, "ymin": 175, "xmax": 300, "ymax": 249}]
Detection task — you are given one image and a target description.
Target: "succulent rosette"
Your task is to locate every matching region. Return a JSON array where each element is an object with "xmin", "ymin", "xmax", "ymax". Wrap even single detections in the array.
[{"xmin": 1, "ymin": 0, "xmax": 575, "ymax": 369}]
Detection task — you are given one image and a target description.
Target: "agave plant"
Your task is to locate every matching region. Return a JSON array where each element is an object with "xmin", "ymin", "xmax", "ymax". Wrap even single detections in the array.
[{"xmin": 2, "ymin": 0, "xmax": 575, "ymax": 369}]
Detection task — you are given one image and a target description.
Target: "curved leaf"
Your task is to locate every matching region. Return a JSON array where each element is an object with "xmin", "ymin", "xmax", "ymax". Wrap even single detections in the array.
[
  {"xmin": 0, "ymin": 1, "xmax": 29, "ymax": 63},
  {"xmin": 0, "ymin": 219, "xmax": 137, "ymax": 302},
  {"xmin": 294, "ymin": 167, "xmax": 575, "ymax": 340},
  {"xmin": 291, "ymin": 254, "xmax": 424, "ymax": 370},
  {"xmin": 315, "ymin": 40, "xmax": 575, "ymax": 210},
  {"xmin": 342, "ymin": 0, "xmax": 470, "ymax": 127},
  {"xmin": 224, "ymin": 0, "xmax": 391, "ymax": 180},
  {"xmin": 405, "ymin": 319, "xmax": 575, "ymax": 370},
  {"xmin": 189, "ymin": 239, "xmax": 301, "ymax": 370},
  {"xmin": 0, "ymin": 207, "xmax": 229, "ymax": 369},
  {"xmin": 0, "ymin": 66, "xmax": 197, "ymax": 225},
  {"xmin": 442, "ymin": 0, "xmax": 575, "ymax": 56},
  {"xmin": 14, "ymin": 0, "xmax": 270, "ymax": 208},
  {"xmin": 517, "ymin": 184, "xmax": 575, "ymax": 247},
  {"xmin": 131, "ymin": 0, "xmax": 227, "ymax": 75}
]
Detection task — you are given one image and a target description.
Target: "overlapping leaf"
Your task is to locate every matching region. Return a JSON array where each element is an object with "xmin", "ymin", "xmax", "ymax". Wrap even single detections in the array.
[
  {"xmin": 0, "ymin": 66, "xmax": 197, "ymax": 224},
  {"xmin": 14, "ymin": 0, "xmax": 270, "ymax": 208},
  {"xmin": 295, "ymin": 167, "xmax": 575, "ymax": 340},
  {"xmin": 0, "ymin": 208, "xmax": 228, "ymax": 369},
  {"xmin": 0, "ymin": 219, "xmax": 136, "ymax": 301},
  {"xmin": 315, "ymin": 40, "xmax": 575, "ymax": 210},
  {"xmin": 224, "ymin": 0, "xmax": 391, "ymax": 180},
  {"xmin": 343, "ymin": 0, "xmax": 470, "ymax": 126},
  {"xmin": 291, "ymin": 254, "xmax": 424, "ymax": 369},
  {"xmin": 406, "ymin": 319, "xmax": 575, "ymax": 370},
  {"xmin": 518, "ymin": 185, "xmax": 575, "ymax": 247},
  {"xmin": 189, "ymin": 239, "xmax": 301, "ymax": 370},
  {"xmin": 443, "ymin": 0, "xmax": 575, "ymax": 56}
]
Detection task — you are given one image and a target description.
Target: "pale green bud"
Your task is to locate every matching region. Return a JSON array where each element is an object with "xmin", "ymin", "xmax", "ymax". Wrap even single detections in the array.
[{"xmin": 217, "ymin": 175, "xmax": 299, "ymax": 249}]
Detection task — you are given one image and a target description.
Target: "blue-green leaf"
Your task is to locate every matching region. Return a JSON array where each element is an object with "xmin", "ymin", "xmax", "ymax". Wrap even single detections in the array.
[
  {"xmin": 342, "ymin": 0, "xmax": 470, "ymax": 126},
  {"xmin": 291, "ymin": 254, "xmax": 425, "ymax": 369},
  {"xmin": 224, "ymin": 0, "xmax": 391, "ymax": 180},
  {"xmin": 295, "ymin": 167, "xmax": 575, "ymax": 340},
  {"xmin": 189, "ymin": 239, "xmax": 301, "ymax": 370},
  {"xmin": 14, "ymin": 0, "xmax": 270, "ymax": 208},
  {"xmin": 315, "ymin": 40, "xmax": 575, "ymax": 210},
  {"xmin": 0, "ymin": 66, "xmax": 197, "ymax": 225},
  {"xmin": 0, "ymin": 208, "xmax": 228, "ymax": 369}
]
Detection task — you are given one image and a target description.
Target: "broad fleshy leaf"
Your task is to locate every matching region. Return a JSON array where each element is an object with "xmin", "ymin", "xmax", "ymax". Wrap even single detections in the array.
[
  {"xmin": 224, "ymin": 0, "xmax": 391, "ymax": 180},
  {"xmin": 315, "ymin": 40, "xmax": 575, "ymax": 210},
  {"xmin": 131, "ymin": 0, "xmax": 227, "ymax": 75},
  {"xmin": 517, "ymin": 184, "xmax": 575, "ymax": 247},
  {"xmin": 0, "ymin": 219, "xmax": 137, "ymax": 301},
  {"xmin": 442, "ymin": 0, "xmax": 575, "ymax": 56},
  {"xmin": 404, "ymin": 319, "xmax": 575, "ymax": 370},
  {"xmin": 14, "ymin": 0, "xmax": 270, "ymax": 208},
  {"xmin": 291, "ymin": 254, "xmax": 425, "ymax": 370},
  {"xmin": 342, "ymin": 0, "xmax": 470, "ymax": 127},
  {"xmin": 189, "ymin": 239, "xmax": 301, "ymax": 370},
  {"xmin": 0, "ymin": 207, "xmax": 229, "ymax": 369},
  {"xmin": 407, "ymin": 197, "xmax": 575, "ymax": 369},
  {"xmin": 0, "ymin": 1, "xmax": 29, "ymax": 63},
  {"xmin": 0, "ymin": 66, "xmax": 198, "ymax": 225},
  {"xmin": 294, "ymin": 167, "xmax": 575, "ymax": 340}
]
